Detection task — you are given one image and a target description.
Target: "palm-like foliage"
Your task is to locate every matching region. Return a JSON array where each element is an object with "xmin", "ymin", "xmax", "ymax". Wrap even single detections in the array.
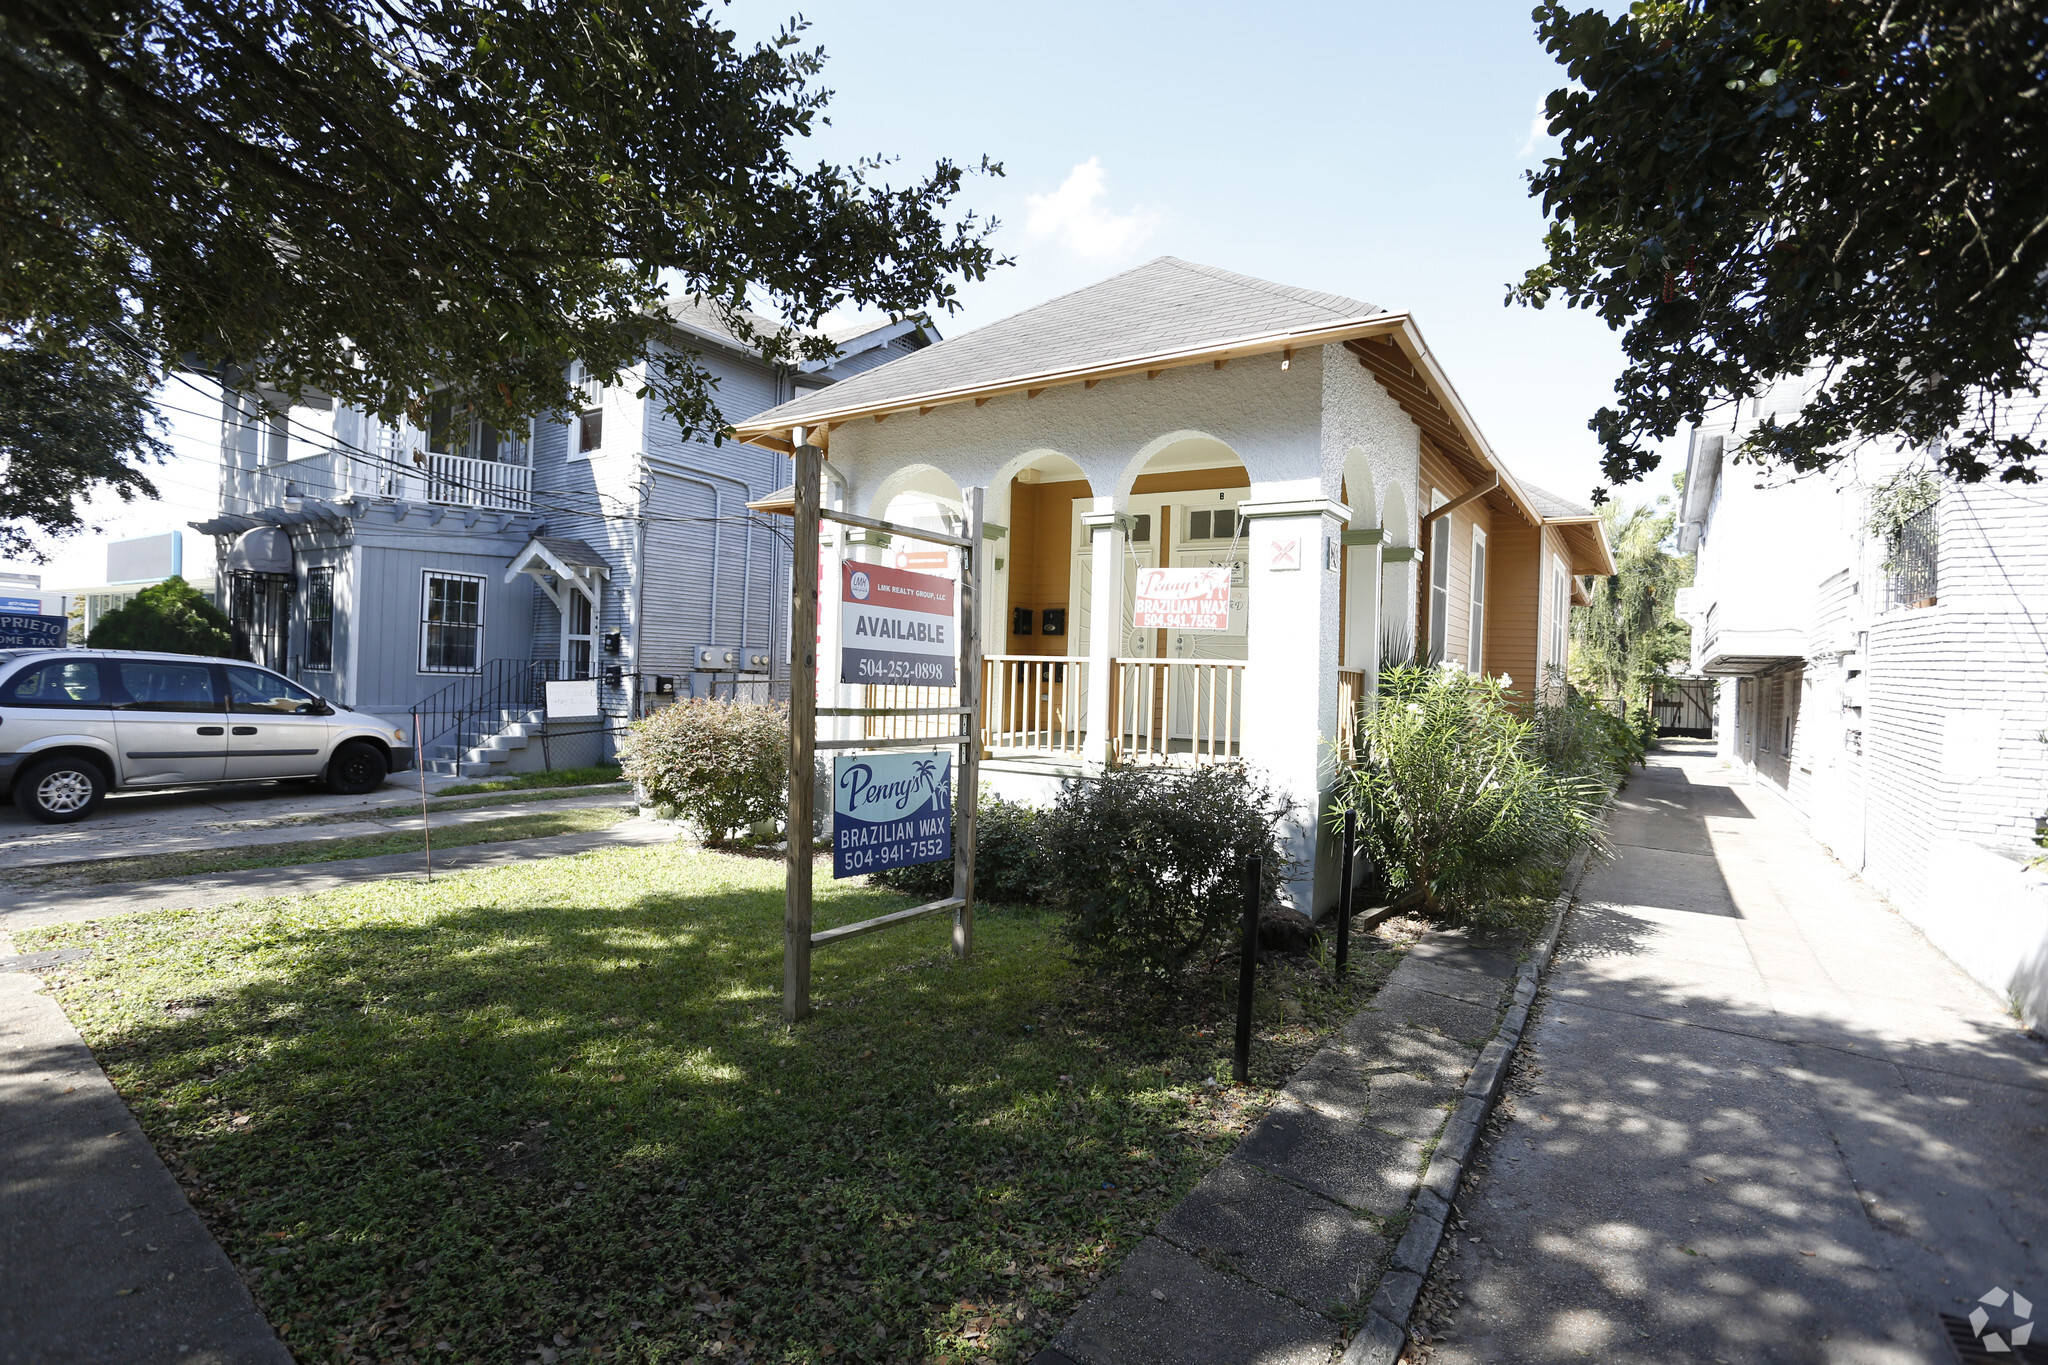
[
  {"xmin": 1570, "ymin": 493, "xmax": 1694, "ymax": 710},
  {"xmin": 1339, "ymin": 666, "xmax": 1608, "ymax": 924}
]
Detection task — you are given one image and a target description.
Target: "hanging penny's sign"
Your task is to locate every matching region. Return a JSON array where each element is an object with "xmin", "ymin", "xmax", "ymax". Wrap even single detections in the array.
[{"xmin": 1133, "ymin": 567, "xmax": 1233, "ymax": 632}]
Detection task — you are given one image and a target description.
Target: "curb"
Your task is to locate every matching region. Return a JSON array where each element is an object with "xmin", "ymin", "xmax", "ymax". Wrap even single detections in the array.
[{"xmin": 1337, "ymin": 837, "xmax": 1598, "ymax": 1365}]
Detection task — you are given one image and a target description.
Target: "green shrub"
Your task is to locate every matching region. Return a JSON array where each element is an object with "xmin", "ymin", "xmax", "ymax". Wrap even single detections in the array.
[
  {"xmin": 1041, "ymin": 762, "xmax": 1288, "ymax": 984},
  {"xmin": 1533, "ymin": 683, "xmax": 1638, "ymax": 784},
  {"xmin": 872, "ymin": 795, "xmax": 1048, "ymax": 904},
  {"xmin": 620, "ymin": 699, "xmax": 786, "ymax": 845},
  {"xmin": 1343, "ymin": 665, "xmax": 1606, "ymax": 925},
  {"xmin": 86, "ymin": 576, "xmax": 234, "ymax": 655}
]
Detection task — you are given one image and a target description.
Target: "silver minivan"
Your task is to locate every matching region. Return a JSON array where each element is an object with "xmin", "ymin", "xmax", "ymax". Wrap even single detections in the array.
[{"xmin": 0, "ymin": 649, "xmax": 413, "ymax": 823}]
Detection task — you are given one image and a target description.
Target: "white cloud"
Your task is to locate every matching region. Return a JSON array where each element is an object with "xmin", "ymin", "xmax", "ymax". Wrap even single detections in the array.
[
  {"xmin": 1024, "ymin": 158, "xmax": 1158, "ymax": 259},
  {"xmin": 1519, "ymin": 96, "xmax": 1556, "ymax": 158}
]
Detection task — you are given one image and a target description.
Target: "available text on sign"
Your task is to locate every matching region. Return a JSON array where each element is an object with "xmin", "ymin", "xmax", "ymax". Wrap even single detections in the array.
[
  {"xmin": 1132, "ymin": 567, "xmax": 1233, "ymax": 632},
  {"xmin": 832, "ymin": 750, "xmax": 952, "ymax": 879},
  {"xmin": 840, "ymin": 561, "xmax": 956, "ymax": 686}
]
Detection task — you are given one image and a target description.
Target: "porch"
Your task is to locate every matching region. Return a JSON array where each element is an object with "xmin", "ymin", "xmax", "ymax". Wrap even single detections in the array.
[{"xmin": 857, "ymin": 658, "xmax": 1370, "ymax": 768}]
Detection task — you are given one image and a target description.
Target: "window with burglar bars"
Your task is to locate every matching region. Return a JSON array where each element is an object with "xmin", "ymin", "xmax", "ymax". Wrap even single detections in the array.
[
  {"xmin": 1887, "ymin": 503, "xmax": 1938, "ymax": 609},
  {"xmin": 305, "ymin": 567, "xmax": 333, "ymax": 671},
  {"xmin": 421, "ymin": 571, "xmax": 483, "ymax": 672}
]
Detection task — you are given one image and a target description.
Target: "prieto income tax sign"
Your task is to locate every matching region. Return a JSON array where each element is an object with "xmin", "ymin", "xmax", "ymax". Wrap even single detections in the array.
[
  {"xmin": 841, "ymin": 561, "xmax": 956, "ymax": 686},
  {"xmin": 1132, "ymin": 567, "xmax": 1233, "ymax": 631},
  {"xmin": 833, "ymin": 750, "xmax": 952, "ymax": 879}
]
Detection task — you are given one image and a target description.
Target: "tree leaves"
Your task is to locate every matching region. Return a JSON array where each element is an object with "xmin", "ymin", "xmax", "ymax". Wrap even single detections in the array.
[
  {"xmin": 1516, "ymin": 0, "xmax": 2048, "ymax": 490},
  {"xmin": 1, "ymin": 0, "xmax": 1004, "ymax": 546}
]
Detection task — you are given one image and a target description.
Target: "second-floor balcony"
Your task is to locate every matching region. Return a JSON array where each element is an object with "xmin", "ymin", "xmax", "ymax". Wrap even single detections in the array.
[
  {"xmin": 420, "ymin": 452, "xmax": 533, "ymax": 511},
  {"xmin": 1697, "ymin": 598, "xmax": 1806, "ymax": 676}
]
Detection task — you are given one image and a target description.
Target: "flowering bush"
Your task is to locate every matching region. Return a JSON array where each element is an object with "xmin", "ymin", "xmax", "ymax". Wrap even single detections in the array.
[
  {"xmin": 620, "ymin": 699, "xmax": 786, "ymax": 845},
  {"xmin": 1341, "ymin": 666, "xmax": 1606, "ymax": 924}
]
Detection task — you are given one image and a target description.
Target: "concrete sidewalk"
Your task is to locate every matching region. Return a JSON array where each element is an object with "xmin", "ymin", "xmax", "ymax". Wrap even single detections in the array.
[
  {"xmin": 1, "ymin": 934, "xmax": 292, "ymax": 1365},
  {"xmin": 1, "ymin": 817, "xmax": 685, "ymax": 932},
  {"xmin": 1424, "ymin": 741, "xmax": 2047, "ymax": 1365}
]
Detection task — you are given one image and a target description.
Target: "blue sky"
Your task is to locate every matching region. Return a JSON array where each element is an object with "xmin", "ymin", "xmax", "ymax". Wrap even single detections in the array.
[{"xmin": 13, "ymin": 0, "xmax": 1667, "ymax": 587}]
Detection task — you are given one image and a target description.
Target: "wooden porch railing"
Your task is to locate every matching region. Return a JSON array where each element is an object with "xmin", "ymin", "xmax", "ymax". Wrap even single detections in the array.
[
  {"xmin": 1337, "ymin": 667, "xmax": 1368, "ymax": 762},
  {"xmin": 982, "ymin": 655, "xmax": 1089, "ymax": 759},
  {"xmin": 1110, "ymin": 658, "xmax": 1244, "ymax": 765},
  {"xmin": 861, "ymin": 683, "xmax": 959, "ymax": 740}
]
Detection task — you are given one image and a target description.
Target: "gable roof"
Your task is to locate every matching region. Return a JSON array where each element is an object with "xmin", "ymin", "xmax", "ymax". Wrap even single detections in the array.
[
  {"xmin": 737, "ymin": 257, "xmax": 1384, "ymax": 433},
  {"xmin": 1519, "ymin": 482, "xmax": 1596, "ymax": 521}
]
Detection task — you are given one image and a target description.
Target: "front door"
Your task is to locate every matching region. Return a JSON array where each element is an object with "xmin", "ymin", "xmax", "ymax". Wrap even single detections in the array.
[
  {"xmin": 108, "ymin": 658, "xmax": 228, "ymax": 785},
  {"xmin": 1171, "ymin": 501, "xmax": 1245, "ymax": 740},
  {"xmin": 223, "ymin": 666, "xmax": 333, "ymax": 779}
]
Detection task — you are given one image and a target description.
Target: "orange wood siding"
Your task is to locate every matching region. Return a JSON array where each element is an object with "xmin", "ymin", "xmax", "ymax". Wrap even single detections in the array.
[
  {"xmin": 1003, "ymin": 477, "xmax": 1088, "ymax": 656},
  {"xmin": 1484, "ymin": 515, "xmax": 1542, "ymax": 711}
]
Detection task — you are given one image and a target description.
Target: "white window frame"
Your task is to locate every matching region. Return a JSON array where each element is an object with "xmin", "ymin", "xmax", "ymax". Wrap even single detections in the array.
[
  {"xmin": 1426, "ymin": 495, "xmax": 1451, "ymax": 665},
  {"xmin": 1549, "ymin": 555, "xmax": 1571, "ymax": 675},
  {"xmin": 1467, "ymin": 525, "xmax": 1486, "ymax": 673},
  {"xmin": 419, "ymin": 570, "xmax": 486, "ymax": 674},
  {"xmin": 568, "ymin": 362, "xmax": 604, "ymax": 462}
]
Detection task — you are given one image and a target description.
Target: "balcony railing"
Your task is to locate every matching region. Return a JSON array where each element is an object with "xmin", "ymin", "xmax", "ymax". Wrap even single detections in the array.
[
  {"xmin": 423, "ymin": 452, "xmax": 532, "ymax": 510},
  {"xmin": 1110, "ymin": 658, "xmax": 1244, "ymax": 765}
]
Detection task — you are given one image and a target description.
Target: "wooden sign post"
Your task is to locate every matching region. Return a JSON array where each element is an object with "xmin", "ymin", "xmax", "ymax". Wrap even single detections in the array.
[{"xmin": 782, "ymin": 438, "xmax": 985, "ymax": 1024}]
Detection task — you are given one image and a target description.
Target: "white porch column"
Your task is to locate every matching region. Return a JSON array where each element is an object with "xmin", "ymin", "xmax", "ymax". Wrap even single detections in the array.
[
  {"xmin": 1239, "ymin": 497, "xmax": 1347, "ymax": 916},
  {"xmin": 1080, "ymin": 510, "xmax": 1122, "ymax": 768},
  {"xmin": 1343, "ymin": 527, "xmax": 1383, "ymax": 678}
]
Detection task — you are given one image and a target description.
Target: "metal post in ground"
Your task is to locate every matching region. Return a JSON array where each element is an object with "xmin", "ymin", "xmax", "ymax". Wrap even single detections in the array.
[
  {"xmin": 1336, "ymin": 807, "xmax": 1355, "ymax": 976},
  {"xmin": 1233, "ymin": 854, "xmax": 1261, "ymax": 1085},
  {"xmin": 412, "ymin": 709, "xmax": 432, "ymax": 883}
]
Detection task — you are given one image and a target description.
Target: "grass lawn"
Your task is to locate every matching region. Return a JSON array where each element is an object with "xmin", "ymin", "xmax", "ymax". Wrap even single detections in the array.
[
  {"xmin": 4, "ymin": 807, "xmax": 632, "ymax": 889},
  {"xmin": 437, "ymin": 765, "xmax": 625, "ymax": 797},
  {"xmin": 19, "ymin": 845, "xmax": 1407, "ymax": 1365}
]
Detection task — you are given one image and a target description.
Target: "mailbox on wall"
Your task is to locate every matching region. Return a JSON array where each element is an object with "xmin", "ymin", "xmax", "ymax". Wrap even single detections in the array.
[
  {"xmin": 1041, "ymin": 608, "xmax": 1066, "ymax": 637},
  {"xmin": 1012, "ymin": 607, "xmax": 1033, "ymax": 636}
]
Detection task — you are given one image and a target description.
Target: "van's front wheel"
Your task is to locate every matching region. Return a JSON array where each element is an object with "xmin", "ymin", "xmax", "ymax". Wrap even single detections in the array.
[
  {"xmin": 325, "ymin": 742, "xmax": 389, "ymax": 795},
  {"xmin": 16, "ymin": 756, "xmax": 107, "ymax": 823}
]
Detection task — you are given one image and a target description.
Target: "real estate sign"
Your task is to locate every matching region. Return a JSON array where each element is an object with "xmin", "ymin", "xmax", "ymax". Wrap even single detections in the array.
[
  {"xmin": 832, "ymin": 750, "xmax": 952, "ymax": 879},
  {"xmin": 840, "ymin": 561, "xmax": 956, "ymax": 686},
  {"xmin": 0, "ymin": 614, "xmax": 66, "ymax": 649},
  {"xmin": 1132, "ymin": 567, "xmax": 1233, "ymax": 631}
]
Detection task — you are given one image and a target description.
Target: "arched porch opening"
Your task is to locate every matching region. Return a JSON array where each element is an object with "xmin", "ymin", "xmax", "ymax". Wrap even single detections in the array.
[
  {"xmin": 982, "ymin": 450, "xmax": 1092, "ymax": 760},
  {"xmin": 1337, "ymin": 448, "xmax": 1381, "ymax": 758},
  {"xmin": 1103, "ymin": 432, "xmax": 1253, "ymax": 763},
  {"xmin": 1376, "ymin": 483, "xmax": 1416, "ymax": 667}
]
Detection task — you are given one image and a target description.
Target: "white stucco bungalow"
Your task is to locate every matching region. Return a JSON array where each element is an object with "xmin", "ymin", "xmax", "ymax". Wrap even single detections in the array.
[{"xmin": 736, "ymin": 258, "xmax": 1612, "ymax": 914}]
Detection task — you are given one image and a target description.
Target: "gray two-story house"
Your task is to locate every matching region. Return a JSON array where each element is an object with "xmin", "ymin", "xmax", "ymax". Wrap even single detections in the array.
[{"xmin": 190, "ymin": 300, "xmax": 931, "ymax": 773}]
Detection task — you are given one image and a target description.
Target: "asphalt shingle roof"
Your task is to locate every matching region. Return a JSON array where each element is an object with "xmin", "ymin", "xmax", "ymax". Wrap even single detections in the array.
[
  {"xmin": 1519, "ymin": 482, "xmax": 1596, "ymax": 520},
  {"xmin": 745, "ymin": 257, "xmax": 1381, "ymax": 426}
]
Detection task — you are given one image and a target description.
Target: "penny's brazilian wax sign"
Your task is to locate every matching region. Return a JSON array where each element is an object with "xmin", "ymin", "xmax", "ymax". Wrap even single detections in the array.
[
  {"xmin": 833, "ymin": 751, "xmax": 952, "ymax": 878},
  {"xmin": 840, "ymin": 561, "xmax": 956, "ymax": 686},
  {"xmin": 1132, "ymin": 567, "xmax": 1233, "ymax": 631}
]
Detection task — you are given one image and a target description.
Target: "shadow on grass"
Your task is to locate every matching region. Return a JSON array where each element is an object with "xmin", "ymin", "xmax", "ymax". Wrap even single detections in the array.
[{"xmin": 25, "ymin": 844, "xmax": 1404, "ymax": 1365}]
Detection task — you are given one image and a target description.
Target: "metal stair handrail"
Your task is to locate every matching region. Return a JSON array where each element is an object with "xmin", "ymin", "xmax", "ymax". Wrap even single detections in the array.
[{"xmin": 410, "ymin": 657, "xmax": 584, "ymax": 760}]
